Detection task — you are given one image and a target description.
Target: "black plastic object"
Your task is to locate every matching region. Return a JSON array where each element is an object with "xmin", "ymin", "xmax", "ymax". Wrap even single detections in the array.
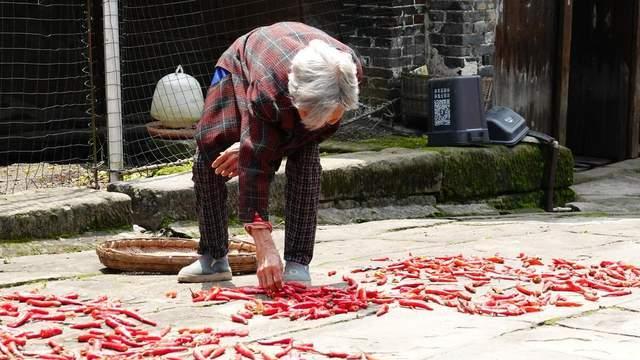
[
  {"xmin": 485, "ymin": 106, "xmax": 530, "ymax": 145},
  {"xmin": 426, "ymin": 75, "xmax": 489, "ymax": 146}
]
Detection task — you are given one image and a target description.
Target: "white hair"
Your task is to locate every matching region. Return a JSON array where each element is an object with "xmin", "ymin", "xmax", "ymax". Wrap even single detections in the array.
[{"xmin": 288, "ymin": 39, "xmax": 360, "ymax": 130}]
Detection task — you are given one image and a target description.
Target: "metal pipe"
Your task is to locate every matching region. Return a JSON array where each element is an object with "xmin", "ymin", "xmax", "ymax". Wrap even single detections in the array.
[
  {"xmin": 544, "ymin": 140, "xmax": 559, "ymax": 212},
  {"xmin": 103, "ymin": 0, "xmax": 123, "ymax": 182}
]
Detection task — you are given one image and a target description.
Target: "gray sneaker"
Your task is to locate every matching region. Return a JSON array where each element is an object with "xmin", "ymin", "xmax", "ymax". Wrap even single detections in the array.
[
  {"xmin": 283, "ymin": 261, "xmax": 311, "ymax": 283},
  {"xmin": 177, "ymin": 255, "xmax": 232, "ymax": 283}
]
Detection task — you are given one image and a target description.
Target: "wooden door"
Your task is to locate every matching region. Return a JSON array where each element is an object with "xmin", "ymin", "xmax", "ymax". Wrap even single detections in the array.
[{"xmin": 495, "ymin": 1, "xmax": 561, "ymax": 135}]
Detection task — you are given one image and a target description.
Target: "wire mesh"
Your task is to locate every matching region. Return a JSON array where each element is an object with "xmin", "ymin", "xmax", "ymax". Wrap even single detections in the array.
[
  {"xmin": 0, "ymin": 0, "xmax": 99, "ymax": 194},
  {"xmin": 2, "ymin": 0, "xmax": 429, "ymax": 189},
  {"xmin": 115, "ymin": 0, "xmax": 344, "ymax": 172}
]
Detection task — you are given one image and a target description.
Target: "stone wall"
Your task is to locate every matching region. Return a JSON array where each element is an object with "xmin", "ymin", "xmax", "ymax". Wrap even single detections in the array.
[{"xmin": 341, "ymin": 0, "xmax": 497, "ymax": 101}]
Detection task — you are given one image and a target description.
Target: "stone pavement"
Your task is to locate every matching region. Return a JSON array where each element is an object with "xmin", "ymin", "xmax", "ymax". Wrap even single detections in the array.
[
  {"xmin": 2, "ymin": 215, "xmax": 639, "ymax": 359},
  {"xmin": 570, "ymin": 157, "xmax": 640, "ymax": 214}
]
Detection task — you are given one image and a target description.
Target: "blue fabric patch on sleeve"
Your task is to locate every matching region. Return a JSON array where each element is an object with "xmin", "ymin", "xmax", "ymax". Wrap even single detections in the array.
[{"xmin": 211, "ymin": 67, "xmax": 230, "ymax": 86}]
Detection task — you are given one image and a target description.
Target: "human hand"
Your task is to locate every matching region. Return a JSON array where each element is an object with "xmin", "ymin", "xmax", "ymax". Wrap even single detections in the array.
[
  {"xmin": 251, "ymin": 229, "xmax": 284, "ymax": 294},
  {"xmin": 212, "ymin": 142, "xmax": 240, "ymax": 178}
]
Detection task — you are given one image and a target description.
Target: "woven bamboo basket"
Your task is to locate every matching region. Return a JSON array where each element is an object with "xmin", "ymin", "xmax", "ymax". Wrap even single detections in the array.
[{"xmin": 96, "ymin": 238, "xmax": 257, "ymax": 274}]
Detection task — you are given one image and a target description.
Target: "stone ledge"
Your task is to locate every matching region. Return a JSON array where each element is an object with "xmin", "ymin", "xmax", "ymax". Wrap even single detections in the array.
[
  {"xmin": 0, "ymin": 188, "xmax": 132, "ymax": 241},
  {"xmin": 108, "ymin": 144, "xmax": 574, "ymax": 230}
]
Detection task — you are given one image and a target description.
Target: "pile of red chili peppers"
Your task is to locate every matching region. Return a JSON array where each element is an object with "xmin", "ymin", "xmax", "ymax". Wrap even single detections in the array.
[
  {"xmin": 0, "ymin": 291, "xmax": 367, "ymax": 359},
  {"xmin": 1, "ymin": 253, "xmax": 638, "ymax": 359},
  {"xmin": 192, "ymin": 253, "xmax": 639, "ymax": 320}
]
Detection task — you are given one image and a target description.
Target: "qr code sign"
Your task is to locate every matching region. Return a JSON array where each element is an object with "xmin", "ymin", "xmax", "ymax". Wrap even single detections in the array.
[{"xmin": 433, "ymin": 98, "xmax": 451, "ymax": 127}]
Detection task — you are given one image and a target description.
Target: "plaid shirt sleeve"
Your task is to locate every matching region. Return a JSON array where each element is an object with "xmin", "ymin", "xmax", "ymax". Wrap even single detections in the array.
[{"xmin": 237, "ymin": 80, "xmax": 284, "ymax": 223}]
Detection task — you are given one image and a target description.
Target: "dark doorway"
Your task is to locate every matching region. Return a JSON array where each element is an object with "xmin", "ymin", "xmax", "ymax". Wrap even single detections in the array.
[{"xmin": 566, "ymin": 0, "xmax": 637, "ymax": 161}]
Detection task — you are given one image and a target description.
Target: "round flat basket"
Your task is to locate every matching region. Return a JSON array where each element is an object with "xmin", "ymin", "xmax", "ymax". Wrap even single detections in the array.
[
  {"xmin": 96, "ymin": 238, "xmax": 257, "ymax": 275},
  {"xmin": 146, "ymin": 121, "xmax": 196, "ymax": 140}
]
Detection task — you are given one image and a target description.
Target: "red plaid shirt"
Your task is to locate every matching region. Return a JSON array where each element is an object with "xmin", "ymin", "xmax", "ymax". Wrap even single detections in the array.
[{"xmin": 195, "ymin": 22, "xmax": 363, "ymax": 223}]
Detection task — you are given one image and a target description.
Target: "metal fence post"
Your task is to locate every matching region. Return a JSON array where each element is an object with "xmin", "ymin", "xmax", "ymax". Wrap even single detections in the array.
[{"xmin": 103, "ymin": 0, "xmax": 123, "ymax": 182}]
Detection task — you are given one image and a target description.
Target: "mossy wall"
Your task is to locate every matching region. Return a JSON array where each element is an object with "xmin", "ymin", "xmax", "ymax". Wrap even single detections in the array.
[{"xmin": 436, "ymin": 144, "xmax": 574, "ymax": 202}]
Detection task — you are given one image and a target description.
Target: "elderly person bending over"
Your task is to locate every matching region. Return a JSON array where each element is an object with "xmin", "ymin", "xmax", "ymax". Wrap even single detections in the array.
[{"xmin": 178, "ymin": 22, "xmax": 362, "ymax": 292}]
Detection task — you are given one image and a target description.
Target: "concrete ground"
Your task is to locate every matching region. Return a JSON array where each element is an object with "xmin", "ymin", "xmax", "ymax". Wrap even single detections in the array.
[
  {"xmin": 2, "ymin": 157, "xmax": 640, "ymax": 359},
  {"xmin": 2, "ymin": 214, "xmax": 640, "ymax": 359}
]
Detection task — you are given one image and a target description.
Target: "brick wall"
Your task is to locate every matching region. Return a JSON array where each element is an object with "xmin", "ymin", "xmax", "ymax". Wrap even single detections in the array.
[
  {"xmin": 342, "ymin": 1, "xmax": 427, "ymax": 100},
  {"xmin": 341, "ymin": 1, "xmax": 496, "ymax": 101},
  {"xmin": 426, "ymin": 0, "xmax": 497, "ymax": 77}
]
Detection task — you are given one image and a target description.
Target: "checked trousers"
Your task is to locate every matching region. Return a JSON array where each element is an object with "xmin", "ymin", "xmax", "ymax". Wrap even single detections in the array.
[{"xmin": 193, "ymin": 141, "xmax": 321, "ymax": 265}]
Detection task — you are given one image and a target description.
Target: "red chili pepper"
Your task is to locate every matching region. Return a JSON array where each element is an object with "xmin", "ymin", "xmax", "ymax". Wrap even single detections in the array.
[
  {"xmin": 0, "ymin": 302, "xmax": 18, "ymax": 311},
  {"xmin": 143, "ymin": 346, "xmax": 188, "ymax": 356},
  {"xmin": 455, "ymin": 292, "xmax": 472, "ymax": 301},
  {"xmin": 27, "ymin": 299, "xmax": 62, "ymax": 307},
  {"xmin": 555, "ymin": 301, "xmax": 582, "ymax": 307},
  {"xmin": 77, "ymin": 334, "xmax": 103, "ymax": 342},
  {"xmin": 258, "ymin": 338, "xmax": 293, "ymax": 346},
  {"xmin": 7, "ymin": 312, "xmax": 31, "ymax": 328},
  {"xmin": 52, "ymin": 295, "xmax": 82, "ymax": 306},
  {"xmin": 521, "ymin": 306, "xmax": 542, "ymax": 313},
  {"xmin": 376, "ymin": 303, "xmax": 389, "ymax": 317},
  {"xmin": 215, "ymin": 328, "xmax": 249, "ymax": 337},
  {"xmin": 28, "ymin": 308, "xmax": 49, "ymax": 315},
  {"xmin": 218, "ymin": 290, "xmax": 255, "ymax": 301},
  {"xmin": 356, "ymin": 287, "xmax": 367, "ymax": 302},
  {"xmin": 14, "ymin": 292, "xmax": 47, "ymax": 302},
  {"xmin": 261, "ymin": 307, "xmax": 279, "ymax": 316},
  {"xmin": 328, "ymin": 270, "xmax": 337, "ymax": 276},
  {"xmin": 32, "ymin": 314, "xmax": 66, "ymax": 322},
  {"xmin": 207, "ymin": 346, "xmax": 226, "ymax": 359},
  {"xmin": 106, "ymin": 334, "xmax": 142, "ymax": 348},
  {"xmin": 290, "ymin": 301, "xmax": 322, "ymax": 310},
  {"xmin": 515, "ymin": 284, "xmax": 540, "ymax": 297},
  {"xmin": 237, "ymin": 310, "xmax": 254, "ymax": 319},
  {"xmin": 485, "ymin": 256, "xmax": 504, "ymax": 264},
  {"xmin": 275, "ymin": 344, "xmax": 293, "ymax": 358},
  {"xmin": 231, "ymin": 313, "xmax": 248, "ymax": 325},
  {"xmin": 370, "ymin": 257, "xmax": 390, "ymax": 262},
  {"xmin": 398, "ymin": 299, "xmax": 433, "ymax": 310},
  {"xmin": 602, "ymin": 290, "xmax": 632, "ymax": 297},
  {"xmin": 70, "ymin": 321, "xmax": 102, "ymax": 329},
  {"xmin": 39, "ymin": 327, "xmax": 63, "ymax": 339},
  {"xmin": 472, "ymin": 280, "xmax": 490, "ymax": 287},
  {"xmin": 101, "ymin": 341, "xmax": 128, "ymax": 352},
  {"xmin": 110, "ymin": 308, "xmax": 157, "ymax": 326},
  {"xmin": 583, "ymin": 292, "xmax": 599, "ymax": 302},
  {"xmin": 464, "ymin": 284, "xmax": 476, "ymax": 294},
  {"xmin": 234, "ymin": 343, "xmax": 255, "ymax": 359},
  {"xmin": 261, "ymin": 350, "xmax": 278, "ymax": 360},
  {"xmin": 429, "ymin": 276, "xmax": 457, "ymax": 283},
  {"xmin": 325, "ymin": 351, "xmax": 351, "ymax": 358},
  {"xmin": 193, "ymin": 347, "xmax": 208, "ymax": 360}
]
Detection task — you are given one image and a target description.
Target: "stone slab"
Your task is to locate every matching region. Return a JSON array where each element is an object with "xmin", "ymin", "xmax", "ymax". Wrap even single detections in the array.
[
  {"xmin": 427, "ymin": 323, "xmax": 639, "ymax": 360},
  {"xmin": 0, "ymin": 188, "xmax": 132, "ymax": 241},
  {"xmin": 317, "ymin": 204, "xmax": 440, "ymax": 224},
  {"xmin": 573, "ymin": 157, "xmax": 640, "ymax": 184},
  {"xmin": 558, "ymin": 307, "xmax": 640, "ymax": 337},
  {"xmin": 109, "ymin": 145, "xmax": 574, "ymax": 230}
]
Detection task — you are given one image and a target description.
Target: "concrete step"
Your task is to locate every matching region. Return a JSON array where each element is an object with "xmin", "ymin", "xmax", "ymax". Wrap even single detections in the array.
[{"xmin": 0, "ymin": 188, "xmax": 132, "ymax": 241}]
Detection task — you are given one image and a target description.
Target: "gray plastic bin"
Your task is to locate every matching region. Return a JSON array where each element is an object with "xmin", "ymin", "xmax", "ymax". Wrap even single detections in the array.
[{"xmin": 426, "ymin": 75, "xmax": 489, "ymax": 146}]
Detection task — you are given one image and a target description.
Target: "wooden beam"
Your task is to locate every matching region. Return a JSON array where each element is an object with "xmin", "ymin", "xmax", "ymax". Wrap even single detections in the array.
[
  {"xmin": 628, "ymin": 0, "xmax": 640, "ymax": 158},
  {"xmin": 554, "ymin": 0, "xmax": 573, "ymax": 145}
]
